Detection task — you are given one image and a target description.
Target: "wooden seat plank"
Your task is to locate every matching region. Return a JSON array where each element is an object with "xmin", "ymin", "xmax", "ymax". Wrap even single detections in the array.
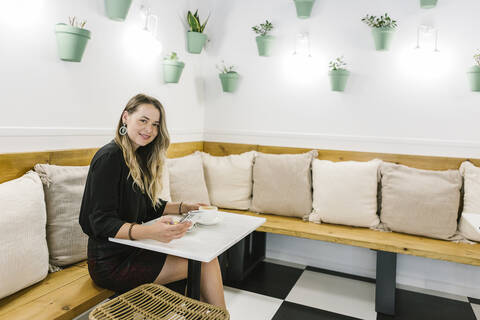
[
  {"xmin": 225, "ymin": 210, "xmax": 480, "ymax": 266},
  {"xmin": 0, "ymin": 274, "xmax": 112, "ymax": 320}
]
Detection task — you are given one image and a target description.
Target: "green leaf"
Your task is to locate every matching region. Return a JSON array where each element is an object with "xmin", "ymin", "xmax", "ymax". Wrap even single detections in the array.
[
  {"xmin": 187, "ymin": 10, "xmax": 200, "ymax": 32},
  {"xmin": 200, "ymin": 13, "xmax": 210, "ymax": 33}
]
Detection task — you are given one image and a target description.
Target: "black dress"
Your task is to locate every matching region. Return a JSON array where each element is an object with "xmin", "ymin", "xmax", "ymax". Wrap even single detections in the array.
[{"xmin": 79, "ymin": 140, "xmax": 168, "ymax": 293}]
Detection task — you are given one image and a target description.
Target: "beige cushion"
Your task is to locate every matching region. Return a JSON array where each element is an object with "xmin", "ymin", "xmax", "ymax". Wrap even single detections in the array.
[
  {"xmin": 250, "ymin": 151, "xmax": 317, "ymax": 218},
  {"xmin": 167, "ymin": 152, "xmax": 210, "ymax": 204},
  {"xmin": 0, "ymin": 172, "xmax": 49, "ymax": 299},
  {"xmin": 201, "ymin": 151, "xmax": 255, "ymax": 210},
  {"xmin": 458, "ymin": 161, "xmax": 480, "ymax": 241},
  {"xmin": 159, "ymin": 164, "xmax": 171, "ymax": 202},
  {"xmin": 34, "ymin": 164, "xmax": 89, "ymax": 266},
  {"xmin": 310, "ymin": 159, "xmax": 381, "ymax": 227},
  {"xmin": 380, "ymin": 162, "xmax": 461, "ymax": 240}
]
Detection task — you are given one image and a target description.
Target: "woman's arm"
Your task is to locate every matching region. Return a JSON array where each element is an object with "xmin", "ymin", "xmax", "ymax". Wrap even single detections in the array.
[
  {"xmin": 115, "ymin": 219, "xmax": 192, "ymax": 243},
  {"xmin": 164, "ymin": 202, "xmax": 207, "ymax": 214}
]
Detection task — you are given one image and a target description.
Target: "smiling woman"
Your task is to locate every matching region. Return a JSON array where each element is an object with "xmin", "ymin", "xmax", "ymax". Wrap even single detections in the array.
[{"xmin": 78, "ymin": 93, "xmax": 226, "ymax": 308}]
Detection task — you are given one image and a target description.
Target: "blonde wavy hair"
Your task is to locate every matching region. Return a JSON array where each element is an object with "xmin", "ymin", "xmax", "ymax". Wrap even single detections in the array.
[{"xmin": 114, "ymin": 94, "xmax": 170, "ymax": 208}]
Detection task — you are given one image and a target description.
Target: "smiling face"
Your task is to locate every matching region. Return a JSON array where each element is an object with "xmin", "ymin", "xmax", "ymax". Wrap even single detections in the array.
[{"xmin": 122, "ymin": 103, "xmax": 160, "ymax": 151}]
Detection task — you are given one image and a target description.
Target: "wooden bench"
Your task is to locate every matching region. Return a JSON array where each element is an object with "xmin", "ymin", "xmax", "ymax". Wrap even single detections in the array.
[
  {"xmin": 1, "ymin": 140, "xmax": 479, "ymax": 317},
  {"xmin": 203, "ymin": 141, "xmax": 480, "ymax": 315},
  {"xmin": 0, "ymin": 142, "xmax": 203, "ymax": 320}
]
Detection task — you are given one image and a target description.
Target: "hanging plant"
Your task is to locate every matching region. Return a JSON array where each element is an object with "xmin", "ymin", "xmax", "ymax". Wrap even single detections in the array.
[
  {"xmin": 293, "ymin": 0, "xmax": 316, "ymax": 19},
  {"xmin": 186, "ymin": 10, "xmax": 210, "ymax": 54},
  {"xmin": 468, "ymin": 52, "xmax": 480, "ymax": 92},
  {"xmin": 420, "ymin": 0, "xmax": 438, "ymax": 9},
  {"xmin": 104, "ymin": 0, "xmax": 132, "ymax": 21},
  {"xmin": 217, "ymin": 61, "xmax": 239, "ymax": 93},
  {"xmin": 162, "ymin": 52, "xmax": 185, "ymax": 84},
  {"xmin": 55, "ymin": 17, "xmax": 91, "ymax": 62},
  {"xmin": 252, "ymin": 20, "xmax": 275, "ymax": 57},
  {"xmin": 328, "ymin": 56, "xmax": 350, "ymax": 92},
  {"xmin": 361, "ymin": 13, "xmax": 398, "ymax": 51}
]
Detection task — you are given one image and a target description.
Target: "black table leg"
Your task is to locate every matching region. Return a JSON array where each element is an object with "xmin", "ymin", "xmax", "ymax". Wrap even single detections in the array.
[
  {"xmin": 187, "ymin": 259, "xmax": 201, "ymax": 300},
  {"xmin": 375, "ymin": 250, "xmax": 397, "ymax": 315}
]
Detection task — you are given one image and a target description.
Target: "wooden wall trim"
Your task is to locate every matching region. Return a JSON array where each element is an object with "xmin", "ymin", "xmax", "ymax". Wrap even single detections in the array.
[
  {"xmin": 0, "ymin": 141, "xmax": 203, "ymax": 183},
  {"xmin": 203, "ymin": 141, "xmax": 480, "ymax": 170}
]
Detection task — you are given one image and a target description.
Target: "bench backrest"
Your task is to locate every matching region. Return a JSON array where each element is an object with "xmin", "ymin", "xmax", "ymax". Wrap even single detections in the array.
[{"xmin": 0, "ymin": 141, "xmax": 203, "ymax": 184}]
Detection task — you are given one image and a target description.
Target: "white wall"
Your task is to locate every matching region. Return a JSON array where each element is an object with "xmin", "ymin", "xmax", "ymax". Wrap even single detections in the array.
[
  {"xmin": 0, "ymin": 0, "xmax": 204, "ymax": 153},
  {"xmin": 200, "ymin": 0, "xmax": 480, "ymax": 298}
]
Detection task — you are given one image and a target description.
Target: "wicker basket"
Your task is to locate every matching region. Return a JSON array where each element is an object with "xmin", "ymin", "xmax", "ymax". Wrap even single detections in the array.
[{"xmin": 89, "ymin": 283, "xmax": 229, "ymax": 320}]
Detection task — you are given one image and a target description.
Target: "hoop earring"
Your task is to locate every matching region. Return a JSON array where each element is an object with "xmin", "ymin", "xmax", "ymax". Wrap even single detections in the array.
[{"xmin": 119, "ymin": 124, "xmax": 127, "ymax": 136}]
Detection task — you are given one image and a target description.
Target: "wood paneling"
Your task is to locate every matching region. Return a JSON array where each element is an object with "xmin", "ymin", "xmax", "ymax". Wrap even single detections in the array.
[
  {"xmin": 0, "ymin": 142, "xmax": 203, "ymax": 183},
  {"xmin": 204, "ymin": 141, "xmax": 480, "ymax": 170},
  {"xmin": 223, "ymin": 210, "xmax": 480, "ymax": 266}
]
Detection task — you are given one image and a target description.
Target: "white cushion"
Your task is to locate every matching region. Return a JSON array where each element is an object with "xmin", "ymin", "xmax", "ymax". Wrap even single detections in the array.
[
  {"xmin": 159, "ymin": 164, "xmax": 171, "ymax": 202},
  {"xmin": 167, "ymin": 152, "xmax": 210, "ymax": 204},
  {"xmin": 0, "ymin": 172, "xmax": 49, "ymax": 299},
  {"xmin": 310, "ymin": 159, "xmax": 381, "ymax": 227},
  {"xmin": 201, "ymin": 151, "xmax": 255, "ymax": 210},
  {"xmin": 459, "ymin": 161, "xmax": 480, "ymax": 241},
  {"xmin": 34, "ymin": 164, "xmax": 90, "ymax": 266}
]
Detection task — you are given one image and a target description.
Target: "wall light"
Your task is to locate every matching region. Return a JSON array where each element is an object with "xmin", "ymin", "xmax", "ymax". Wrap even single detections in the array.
[
  {"xmin": 293, "ymin": 32, "xmax": 312, "ymax": 57},
  {"xmin": 416, "ymin": 24, "xmax": 439, "ymax": 52},
  {"xmin": 139, "ymin": 5, "xmax": 158, "ymax": 39}
]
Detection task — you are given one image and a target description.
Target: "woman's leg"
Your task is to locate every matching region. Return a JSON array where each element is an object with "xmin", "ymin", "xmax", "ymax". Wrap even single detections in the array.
[{"xmin": 153, "ymin": 255, "xmax": 226, "ymax": 309}]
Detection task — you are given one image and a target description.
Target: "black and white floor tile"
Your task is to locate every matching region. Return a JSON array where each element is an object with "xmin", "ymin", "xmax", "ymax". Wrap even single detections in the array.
[
  {"xmin": 76, "ymin": 258, "xmax": 480, "ymax": 320},
  {"xmin": 224, "ymin": 258, "xmax": 480, "ymax": 320}
]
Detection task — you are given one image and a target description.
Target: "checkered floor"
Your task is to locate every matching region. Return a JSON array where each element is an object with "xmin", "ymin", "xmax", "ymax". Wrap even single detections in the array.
[
  {"xmin": 224, "ymin": 258, "xmax": 480, "ymax": 320},
  {"xmin": 76, "ymin": 258, "xmax": 480, "ymax": 320}
]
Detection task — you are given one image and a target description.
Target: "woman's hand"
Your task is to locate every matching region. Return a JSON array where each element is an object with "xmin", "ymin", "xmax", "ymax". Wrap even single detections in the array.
[
  {"xmin": 146, "ymin": 216, "xmax": 192, "ymax": 243},
  {"xmin": 181, "ymin": 202, "xmax": 209, "ymax": 213}
]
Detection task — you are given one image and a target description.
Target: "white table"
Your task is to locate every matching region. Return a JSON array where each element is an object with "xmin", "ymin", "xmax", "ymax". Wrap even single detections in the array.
[{"xmin": 109, "ymin": 211, "xmax": 266, "ymax": 299}]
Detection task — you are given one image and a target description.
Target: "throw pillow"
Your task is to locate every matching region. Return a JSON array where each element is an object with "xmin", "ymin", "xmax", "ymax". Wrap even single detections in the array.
[
  {"xmin": 167, "ymin": 152, "xmax": 210, "ymax": 205},
  {"xmin": 250, "ymin": 151, "xmax": 317, "ymax": 218},
  {"xmin": 380, "ymin": 162, "xmax": 461, "ymax": 240},
  {"xmin": 201, "ymin": 151, "xmax": 255, "ymax": 210},
  {"xmin": 0, "ymin": 172, "xmax": 49, "ymax": 299},
  {"xmin": 310, "ymin": 159, "xmax": 381, "ymax": 227},
  {"xmin": 458, "ymin": 161, "xmax": 480, "ymax": 242},
  {"xmin": 34, "ymin": 164, "xmax": 89, "ymax": 266}
]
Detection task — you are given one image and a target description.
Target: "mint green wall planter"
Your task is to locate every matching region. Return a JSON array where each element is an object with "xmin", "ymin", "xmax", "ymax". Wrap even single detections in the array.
[
  {"xmin": 371, "ymin": 27, "xmax": 395, "ymax": 51},
  {"xmin": 105, "ymin": 0, "xmax": 132, "ymax": 21},
  {"xmin": 256, "ymin": 35, "xmax": 275, "ymax": 57},
  {"xmin": 420, "ymin": 0, "xmax": 438, "ymax": 8},
  {"xmin": 293, "ymin": 0, "xmax": 316, "ymax": 18},
  {"xmin": 329, "ymin": 69, "xmax": 350, "ymax": 92},
  {"xmin": 219, "ymin": 72, "xmax": 240, "ymax": 93},
  {"xmin": 55, "ymin": 24, "xmax": 91, "ymax": 62},
  {"xmin": 187, "ymin": 31, "xmax": 207, "ymax": 54},
  {"xmin": 163, "ymin": 60, "xmax": 185, "ymax": 84},
  {"xmin": 468, "ymin": 66, "xmax": 480, "ymax": 92}
]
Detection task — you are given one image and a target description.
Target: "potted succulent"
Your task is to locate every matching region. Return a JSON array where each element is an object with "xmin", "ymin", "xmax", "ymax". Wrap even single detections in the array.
[
  {"xmin": 328, "ymin": 56, "xmax": 350, "ymax": 92},
  {"xmin": 55, "ymin": 17, "xmax": 91, "ymax": 62},
  {"xmin": 217, "ymin": 61, "xmax": 239, "ymax": 93},
  {"xmin": 420, "ymin": 0, "xmax": 438, "ymax": 8},
  {"xmin": 162, "ymin": 52, "xmax": 185, "ymax": 84},
  {"xmin": 468, "ymin": 52, "xmax": 480, "ymax": 92},
  {"xmin": 361, "ymin": 13, "xmax": 398, "ymax": 51},
  {"xmin": 104, "ymin": 0, "xmax": 132, "ymax": 21},
  {"xmin": 252, "ymin": 20, "xmax": 274, "ymax": 57},
  {"xmin": 293, "ymin": 0, "xmax": 316, "ymax": 19},
  {"xmin": 186, "ymin": 10, "xmax": 209, "ymax": 54}
]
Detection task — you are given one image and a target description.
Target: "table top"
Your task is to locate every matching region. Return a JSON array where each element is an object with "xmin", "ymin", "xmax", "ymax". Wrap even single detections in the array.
[{"xmin": 109, "ymin": 211, "xmax": 266, "ymax": 262}]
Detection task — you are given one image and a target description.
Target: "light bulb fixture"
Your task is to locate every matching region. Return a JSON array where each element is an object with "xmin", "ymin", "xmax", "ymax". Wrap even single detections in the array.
[
  {"xmin": 139, "ymin": 5, "xmax": 158, "ymax": 38},
  {"xmin": 415, "ymin": 24, "xmax": 439, "ymax": 52},
  {"xmin": 293, "ymin": 32, "xmax": 312, "ymax": 57}
]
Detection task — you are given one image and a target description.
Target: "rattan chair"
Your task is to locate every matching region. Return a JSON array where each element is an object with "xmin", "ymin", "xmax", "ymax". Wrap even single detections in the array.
[{"xmin": 89, "ymin": 283, "xmax": 229, "ymax": 320}]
